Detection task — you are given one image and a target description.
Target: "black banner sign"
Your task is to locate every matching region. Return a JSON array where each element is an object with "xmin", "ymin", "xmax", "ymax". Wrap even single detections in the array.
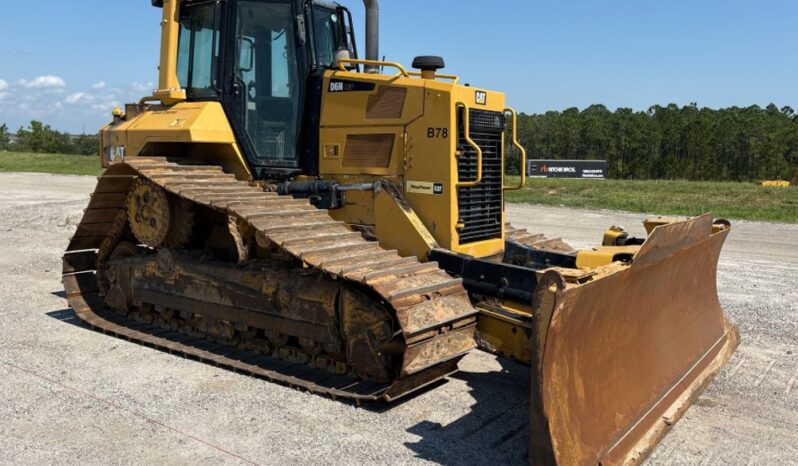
[{"xmin": 527, "ymin": 160, "xmax": 607, "ymax": 179}]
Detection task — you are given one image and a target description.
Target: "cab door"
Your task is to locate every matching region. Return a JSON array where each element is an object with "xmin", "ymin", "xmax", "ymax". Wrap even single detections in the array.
[{"xmin": 226, "ymin": 0, "xmax": 307, "ymax": 171}]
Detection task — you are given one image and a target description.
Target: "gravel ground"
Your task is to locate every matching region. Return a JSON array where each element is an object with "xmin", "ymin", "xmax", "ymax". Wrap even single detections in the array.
[{"xmin": 0, "ymin": 172, "xmax": 795, "ymax": 466}]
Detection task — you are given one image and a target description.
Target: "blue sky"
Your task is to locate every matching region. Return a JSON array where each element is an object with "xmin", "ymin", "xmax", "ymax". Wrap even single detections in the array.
[{"xmin": 1, "ymin": 0, "xmax": 796, "ymax": 133}]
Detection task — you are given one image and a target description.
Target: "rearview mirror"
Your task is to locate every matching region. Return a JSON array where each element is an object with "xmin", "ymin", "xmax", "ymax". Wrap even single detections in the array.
[{"xmin": 239, "ymin": 36, "xmax": 255, "ymax": 72}]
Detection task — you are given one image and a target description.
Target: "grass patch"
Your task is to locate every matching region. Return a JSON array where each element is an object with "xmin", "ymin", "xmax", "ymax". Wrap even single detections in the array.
[
  {"xmin": 0, "ymin": 152, "xmax": 103, "ymax": 177},
  {"xmin": 506, "ymin": 178, "xmax": 798, "ymax": 223},
  {"xmin": 1, "ymin": 153, "xmax": 793, "ymax": 223}
]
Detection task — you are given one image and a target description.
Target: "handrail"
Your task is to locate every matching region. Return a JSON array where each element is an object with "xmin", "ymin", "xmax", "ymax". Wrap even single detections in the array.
[
  {"xmin": 139, "ymin": 96, "xmax": 161, "ymax": 105},
  {"xmin": 337, "ymin": 58, "xmax": 410, "ymax": 77},
  {"xmin": 336, "ymin": 58, "xmax": 461, "ymax": 83},
  {"xmin": 503, "ymin": 107, "xmax": 527, "ymax": 191},
  {"xmin": 455, "ymin": 102, "xmax": 483, "ymax": 188},
  {"xmin": 407, "ymin": 71, "xmax": 461, "ymax": 84}
]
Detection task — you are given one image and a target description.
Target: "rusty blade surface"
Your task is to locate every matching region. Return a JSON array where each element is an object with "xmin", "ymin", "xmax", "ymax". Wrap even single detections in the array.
[{"xmin": 530, "ymin": 214, "xmax": 739, "ymax": 465}]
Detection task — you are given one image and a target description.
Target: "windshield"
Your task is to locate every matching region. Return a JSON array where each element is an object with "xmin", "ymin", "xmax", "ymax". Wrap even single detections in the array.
[{"xmin": 235, "ymin": 0, "xmax": 302, "ymax": 167}]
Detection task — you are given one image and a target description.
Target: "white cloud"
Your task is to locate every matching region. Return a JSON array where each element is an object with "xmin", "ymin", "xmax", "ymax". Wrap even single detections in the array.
[
  {"xmin": 92, "ymin": 100, "xmax": 120, "ymax": 112},
  {"xmin": 130, "ymin": 81, "xmax": 154, "ymax": 93},
  {"xmin": 0, "ymin": 76, "xmax": 151, "ymax": 133},
  {"xmin": 18, "ymin": 75, "xmax": 67, "ymax": 89},
  {"xmin": 65, "ymin": 92, "xmax": 94, "ymax": 104}
]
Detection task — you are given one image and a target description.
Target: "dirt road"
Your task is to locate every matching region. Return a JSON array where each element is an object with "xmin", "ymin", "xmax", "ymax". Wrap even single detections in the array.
[{"xmin": 0, "ymin": 173, "xmax": 795, "ymax": 465}]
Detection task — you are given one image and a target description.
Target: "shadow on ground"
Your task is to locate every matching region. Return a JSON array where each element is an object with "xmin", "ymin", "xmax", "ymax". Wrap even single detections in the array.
[
  {"xmin": 46, "ymin": 308, "xmax": 86, "ymax": 328},
  {"xmin": 42, "ymin": 298, "xmax": 455, "ymax": 412},
  {"xmin": 404, "ymin": 359, "xmax": 531, "ymax": 465},
  {"xmin": 46, "ymin": 294, "xmax": 532, "ymax": 464},
  {"xmin": 48, "ymin": 290, "xmax": 86, "ymax": 328}
]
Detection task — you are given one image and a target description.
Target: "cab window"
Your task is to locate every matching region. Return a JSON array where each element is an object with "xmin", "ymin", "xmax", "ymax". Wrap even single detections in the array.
[
  {"xmin": 177, "ymin": 1, "xmax": 221, "ymax": 96},
  {"xmin": 312, "ymin": 8, "xmax": 342, "ymax": 68}
]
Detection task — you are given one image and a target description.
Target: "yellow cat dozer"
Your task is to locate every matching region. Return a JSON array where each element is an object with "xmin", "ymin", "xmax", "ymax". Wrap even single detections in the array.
[{"xmin": 62, "ymin": 1, "xmax": 738, "ymax": 464}]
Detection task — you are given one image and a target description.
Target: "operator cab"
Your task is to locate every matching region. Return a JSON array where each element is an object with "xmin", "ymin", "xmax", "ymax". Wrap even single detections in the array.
[{"xmin": 174, "ymin": 0, "xmax": 357, "ymax": 177}]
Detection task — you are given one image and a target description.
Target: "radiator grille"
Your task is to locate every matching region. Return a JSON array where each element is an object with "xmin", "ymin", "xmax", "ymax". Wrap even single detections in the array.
[{"xmin": 457, "ymin": 109, "xmax": 505, "ymax": 244}]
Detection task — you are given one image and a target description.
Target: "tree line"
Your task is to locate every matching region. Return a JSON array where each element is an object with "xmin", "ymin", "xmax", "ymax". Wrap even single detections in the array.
[
  {"xmin": 0, "ymin": 121, "xmax": 99, "ymax": 156},
  {"xmin": 4, "ymin": 104, "xmax": 798, "ymax": 182},
  {"xmin": 512, "ymin": 104, "xmax": 798, "ymax": 182}
]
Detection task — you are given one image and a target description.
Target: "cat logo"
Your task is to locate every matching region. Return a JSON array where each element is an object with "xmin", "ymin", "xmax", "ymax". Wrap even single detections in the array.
[
  {"xmin": 475, "ymin": 91, "xmax": 487, "ymax": 106},
  {"xmin": 105, "ymin": 145, "xmax": 126, "ymax": 163}
]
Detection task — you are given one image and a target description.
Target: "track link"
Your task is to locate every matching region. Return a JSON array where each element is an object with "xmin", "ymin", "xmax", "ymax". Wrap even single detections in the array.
[
  {"xmin": 504, "ymin": 223, "xmax": 575, "ymax": 252},
  {"xmin": 62, "ymin": 158, "xmax": 478, "ymax": 402}
]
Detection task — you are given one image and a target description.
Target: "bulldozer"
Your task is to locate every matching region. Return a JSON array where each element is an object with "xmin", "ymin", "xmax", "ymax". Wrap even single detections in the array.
[{"xmin": 62, "ymin": 0, "xmax": 739, "ymax": 464}]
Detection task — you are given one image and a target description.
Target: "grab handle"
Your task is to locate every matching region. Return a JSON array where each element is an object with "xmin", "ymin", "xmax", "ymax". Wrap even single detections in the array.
[
  {"xmin": 455, "ymin": 102, "xmax": 483, "ymax": 188},
  {"xmin": 503, "ymin": 107, "xmax": 527, "ymax": 191}
]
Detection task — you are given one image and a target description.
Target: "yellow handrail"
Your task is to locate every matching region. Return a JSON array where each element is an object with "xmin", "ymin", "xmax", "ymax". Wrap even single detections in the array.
[
  {"xmin": 337, "ymin": 58, "xmax": 410, "ymax": 77},
  {"xmin": 407, "ymin": 71, "xmax": 461, "ymax": 84},
  {"xmin": 503, "ymin": 107, "xmax": 527, "ymax": 191},
  {"xmin": 456, "ymin": 102, "xmax": 483, "ymax": 188},
  {"xmin": 336, "ymin": 59, "xmax": 461, "ymax": 84}
]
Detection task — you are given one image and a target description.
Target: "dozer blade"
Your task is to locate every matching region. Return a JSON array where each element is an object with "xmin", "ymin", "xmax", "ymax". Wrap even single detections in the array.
[{"xmin": 529, "ymin": 214, "xmax": 739, "ymax": 465}]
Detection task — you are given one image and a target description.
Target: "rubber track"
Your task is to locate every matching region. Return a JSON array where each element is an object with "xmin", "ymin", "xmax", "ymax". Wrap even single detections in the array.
[{"xmin": 62, "ymin": 158, "xmax": 478, "ymax": 402}]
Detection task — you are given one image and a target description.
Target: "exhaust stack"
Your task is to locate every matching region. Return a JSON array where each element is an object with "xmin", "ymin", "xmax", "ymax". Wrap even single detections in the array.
[{"xmin": 363, "ymin": 0, "xmax": 380, "ymax": 73}]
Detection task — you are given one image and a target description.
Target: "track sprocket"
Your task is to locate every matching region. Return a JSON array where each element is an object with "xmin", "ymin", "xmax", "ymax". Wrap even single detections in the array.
[{"xmin": 127, "ymin": 178, "xmax": 193, "ymax": 248}]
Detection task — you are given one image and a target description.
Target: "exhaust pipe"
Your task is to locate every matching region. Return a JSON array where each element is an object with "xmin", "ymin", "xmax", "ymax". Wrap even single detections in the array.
[{"xmin": 362, "ymin": 0, "xmax": 379, "ymax": 73}]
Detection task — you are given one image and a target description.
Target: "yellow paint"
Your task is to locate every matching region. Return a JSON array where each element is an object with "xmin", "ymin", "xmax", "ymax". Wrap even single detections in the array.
[
  {"xmin": 329, "ymin": 188, "xmax": 378, "ymax": 226},
  {"xmin": 761, "ymin": 180, "xmax": 790, "ymax": 188},
  {"xmin": 602, "ymin": 226, "xmax": 628, "ymax": 246},
  {"xmin": 475, "ymin": 304, "xmax": 534, "ymax": 363},
  {"xmin": 503, "ymin": 107, "xmax": 527, "ymax": 191},
  {"xmin": 374, "ymin": 183, "xmax": 440, "ymax": 258},
  {"xmin": 576, "ymin": 246, "xmax": 641, "ymax": 270},
  {"xmin": 153, "ymin": 0, "xmax": 186, "ymax": 105},
  {"xmin": 317, "ymin": 64, "xmax": 507, "ymax": 258},
  {"xmin": 454, "ymin": 100, "xmax": 483, "ymax": 188},
  {"xmin": 643, "ymin": 217, "xmax": 682, "ymax": 235},
  {"xmin": 100, "ymin": 102, "xmax": 251, "ymax": 180},
  {"xmin": 338, "ymin": 58, "xmax": 411, "ymax": 77}
]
